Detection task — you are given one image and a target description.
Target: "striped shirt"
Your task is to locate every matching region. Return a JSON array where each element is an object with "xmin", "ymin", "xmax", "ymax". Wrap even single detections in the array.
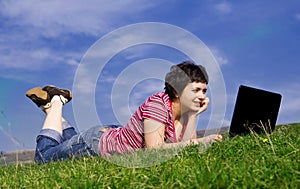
[{"xmin": 98, "ymin": 92, "xmax": 177, "ymax": 157}]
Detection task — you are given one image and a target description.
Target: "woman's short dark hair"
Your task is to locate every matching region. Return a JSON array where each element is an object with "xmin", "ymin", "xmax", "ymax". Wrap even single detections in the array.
[{"xmin": 164, "ymin": 61, "xmax": 209, "ymax": 101}]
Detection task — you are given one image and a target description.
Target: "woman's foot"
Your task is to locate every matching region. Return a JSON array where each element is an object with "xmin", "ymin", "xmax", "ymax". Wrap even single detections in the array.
[
  {"xmin": 42, "ymin": 85, "xmax": 72, "ymax": 105},
  {"xmin": 26, "ymin": 85, "xmax": 72, "ymax": 109},
  {"xmin": 26, "ymin": 87, "xmax": 51, "ymax": 109}
]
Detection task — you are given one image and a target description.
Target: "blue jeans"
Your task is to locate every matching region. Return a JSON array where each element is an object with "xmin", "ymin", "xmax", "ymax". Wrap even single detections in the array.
[{"xmin": 35, "ymin": 123, "xmax": 105, "ymax": 164}]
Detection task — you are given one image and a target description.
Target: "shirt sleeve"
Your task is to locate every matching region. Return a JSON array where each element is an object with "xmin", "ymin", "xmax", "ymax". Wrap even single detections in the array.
[{"xmin": 142, "ymin": 96, "xmax": 169, "ymax": 124}]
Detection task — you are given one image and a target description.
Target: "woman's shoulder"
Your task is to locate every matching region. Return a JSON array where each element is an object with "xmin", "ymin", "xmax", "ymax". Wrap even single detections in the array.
[
  {"xmin": 142, "ymin": 92, "xmax": 171, "ymax": 111},
  {"xmin": 148, "ymin": 92, "xmax": 170, "ymax": 102},
  {"xmin": 141, "ymin": 92, "xmax": 172, "ymax": 121}
]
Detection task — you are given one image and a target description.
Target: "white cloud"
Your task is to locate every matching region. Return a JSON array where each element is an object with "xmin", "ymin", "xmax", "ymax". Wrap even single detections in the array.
[
  {"xmin": 0, "ymin": 47, "xmax": 51, "ymax": 70},
  {"xmin": 66, "ymin": 58, "xmax": 80, "ymax": 66},
  {"xmin": 0, "ymin": 0, "xmax": 156, "ymax": 37},
  {"xmin": 0, "ymin": 0, "xmax": 158, "ymax": 76},
  {"xmin": 209, "ymin": 47, "xmax": 229, "ymax": 66},
  {"xmin": 214, "ymin": 2, "xmax": 232, "ymax": 14},
  {"xmin": 0, "ymin": 44, "xmax": 81, "ymax": 71},
  {"xmin": 295, "ymin": 13, "xmax": 300, "ymax": 20}
]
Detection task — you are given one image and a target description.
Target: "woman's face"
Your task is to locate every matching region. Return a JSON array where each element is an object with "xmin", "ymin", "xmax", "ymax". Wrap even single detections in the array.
[{"xmin": 179, "ymin": 82, "xmax": 207, "ymax": 113}]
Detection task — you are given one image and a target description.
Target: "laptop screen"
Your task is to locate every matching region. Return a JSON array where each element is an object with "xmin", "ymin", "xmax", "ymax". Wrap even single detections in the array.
[{"xmin": 229, "ymin": 85, "xmax": 282, "ymax": 137}]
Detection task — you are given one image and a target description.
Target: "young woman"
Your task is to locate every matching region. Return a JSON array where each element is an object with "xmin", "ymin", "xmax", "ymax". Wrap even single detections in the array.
[{"xmin": 26, "ymin": 61, "xmax": 222, "ymax": 164}]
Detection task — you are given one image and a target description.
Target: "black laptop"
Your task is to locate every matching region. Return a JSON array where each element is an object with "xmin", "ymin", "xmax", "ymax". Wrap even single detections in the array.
[{"xmin": 229, "ymin": 85, "xmax": 282, "ymax": 137}]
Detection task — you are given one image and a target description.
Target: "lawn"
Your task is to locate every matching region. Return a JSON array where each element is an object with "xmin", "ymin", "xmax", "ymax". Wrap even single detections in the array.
[{"xmin": 0, "ymin": 123, "xmax": 299, "ymax": 188}]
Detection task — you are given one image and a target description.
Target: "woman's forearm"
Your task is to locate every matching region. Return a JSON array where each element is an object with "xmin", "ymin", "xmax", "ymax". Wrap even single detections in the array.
[
  {"xmin": 146, "ymin": 135, "xmax": 222, "ymax": 151},
  {"xmin": 147, "ymin": 139, "xmax": 193, "ymax": 150},
  {"xmin": 181, "ymin": 114, "xmax": 198, "ymax": 141},
  {"xmin": 146, "ymin": 137, "xmax": 206, "ymax": 150}
]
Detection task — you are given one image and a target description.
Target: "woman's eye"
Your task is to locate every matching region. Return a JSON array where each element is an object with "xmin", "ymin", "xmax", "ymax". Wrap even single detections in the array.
[{"xmin": 193, "ymin": 88, "xmax": 207, "ymax": 93}]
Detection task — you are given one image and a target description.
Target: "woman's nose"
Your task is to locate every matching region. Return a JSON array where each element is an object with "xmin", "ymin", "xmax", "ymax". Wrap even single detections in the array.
[{"xmin": 198, "ymin": 91, "xmax": 206, "ymax": 99}]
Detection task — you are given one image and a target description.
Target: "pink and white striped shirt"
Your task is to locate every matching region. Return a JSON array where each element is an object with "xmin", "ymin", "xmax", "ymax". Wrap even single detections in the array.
[{"xmin": 98, "ymin": 92, "xmax": 177, "ymax": 157}]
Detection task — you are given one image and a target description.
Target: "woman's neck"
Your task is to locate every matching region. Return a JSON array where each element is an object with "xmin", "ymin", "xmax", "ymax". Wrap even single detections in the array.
[{"xmin": 172, "ymin": 99, "xmax": 181, "ymax": 121}]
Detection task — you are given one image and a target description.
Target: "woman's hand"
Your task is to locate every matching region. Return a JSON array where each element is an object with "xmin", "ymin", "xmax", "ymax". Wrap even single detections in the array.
[
  {"xmin": 190, "ymin": 134, "xmax": 223, "ymax": 145},
  {"xmin": 198, "ymin": 97, "xmax": 210, "ymax": 114},
  {"xmin": 202, "ymin": 134, "xmax": 223, "ymax": 144},
  {"xmin": 188, "ymin": 97, "xmax": 210, "ymax": 118}
]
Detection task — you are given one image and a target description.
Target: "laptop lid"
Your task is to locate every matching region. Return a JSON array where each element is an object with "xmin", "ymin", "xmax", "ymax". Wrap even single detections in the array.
[{"xmin": 229, "ymin": 85, "xmax": 282, "ymax": 137}]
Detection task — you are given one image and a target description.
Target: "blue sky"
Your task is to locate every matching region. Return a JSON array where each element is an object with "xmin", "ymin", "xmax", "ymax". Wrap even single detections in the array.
[{"xmin": 0, "ymin": 0, "xmax": 299, "ymax": 152}]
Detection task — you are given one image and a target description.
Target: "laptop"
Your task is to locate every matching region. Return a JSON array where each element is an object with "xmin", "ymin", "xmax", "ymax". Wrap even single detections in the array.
[{"xmin": 229, "ymin": 85, "xmax": 282, "ymax": 137}]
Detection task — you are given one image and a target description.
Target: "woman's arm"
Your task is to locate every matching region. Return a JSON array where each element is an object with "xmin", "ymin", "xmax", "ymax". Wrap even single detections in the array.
[
  {"xmin": 143, "ymin": 118, "xmax": 165, "ymax": 148},
  {"xmin": 144, "ymin": 118, "xmax": 222, "ymax": 150},
  {"xmin": 180, "ymin": 115, "xmax": 197, "ymax": 141},
  {"xmin": 181, "ymin": 97, "xmax": 210, "ymax": 141},
  {"xmin": 144, "ymin": 118, "xmax": 190, "ymax": 149}
]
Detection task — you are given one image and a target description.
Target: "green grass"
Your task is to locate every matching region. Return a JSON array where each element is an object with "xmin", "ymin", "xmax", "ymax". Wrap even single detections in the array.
[{"xmin": 1, "ymin": 123, "xmax": 299, "ymax": 188}]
